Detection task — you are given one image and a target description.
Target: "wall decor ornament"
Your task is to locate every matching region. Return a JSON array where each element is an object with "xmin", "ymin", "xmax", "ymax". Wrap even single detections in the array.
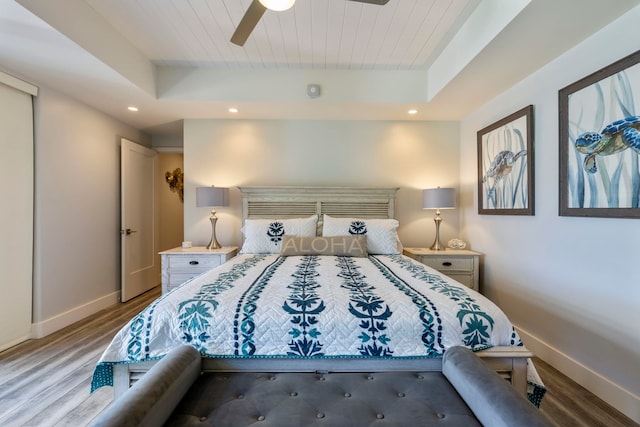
[
  {"xmin": 477, "ymin": 105, "xmax": 534, "ymax": 215},
  {"xmin": 165, "ymin": 168, "xmax": 184, "ymax": 202},
  {"xmin": 559, "ymin": 49, "xmax": 640, "ymax": 218}
]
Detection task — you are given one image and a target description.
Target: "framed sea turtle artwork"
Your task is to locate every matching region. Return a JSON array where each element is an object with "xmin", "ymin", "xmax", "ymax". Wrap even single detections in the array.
[
  {"xmin": 477, "ymin": 105, "xmax": 534, "ymax": 215},
  {"xmin": 559, "ymin": 49, "xmax": 640, "ymax": 218}
]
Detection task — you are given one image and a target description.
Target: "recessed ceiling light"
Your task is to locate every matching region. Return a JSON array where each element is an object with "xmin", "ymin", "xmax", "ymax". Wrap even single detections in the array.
[
  {"xmin": 127, "ymin": 106, "xmax": 139, "ymax": 112},
  {"xmin": 408, "ymin": 109, "xmax": 418, "ymax": 115},
  {"xmin": 228, "ymin": 108, "xmax": 239, "ymax": 113}
]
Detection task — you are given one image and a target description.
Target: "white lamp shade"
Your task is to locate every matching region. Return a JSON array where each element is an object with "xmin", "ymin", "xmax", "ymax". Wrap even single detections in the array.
[
  {"xmin": 422, "ymin": 188, "xmax": 456, "ymax": 209},
  {"xmin": 259, "ymin": 0, "xmax": 295, "ymax": 11},
  {"xmin": 196, "ymin": 186, "xmax": 229, "ymax": 207}
]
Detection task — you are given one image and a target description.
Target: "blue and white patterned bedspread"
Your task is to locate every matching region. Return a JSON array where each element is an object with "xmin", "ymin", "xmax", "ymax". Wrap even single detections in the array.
[{"xmin": 92, "ymin": 254, "xmax": 542, "ymax": 401}]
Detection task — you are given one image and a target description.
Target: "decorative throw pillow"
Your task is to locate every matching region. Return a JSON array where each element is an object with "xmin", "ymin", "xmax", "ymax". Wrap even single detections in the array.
[
  {"xmin": 240, "ymin": 215, "xmax": 318, "ymax": 254},
  {"xmin": 321, "ymin": 214, "xmax": 400, "ymax": 254},
  {"xmin": 280, "ymin": 235, "xmax": 368, "ymax": 257}
]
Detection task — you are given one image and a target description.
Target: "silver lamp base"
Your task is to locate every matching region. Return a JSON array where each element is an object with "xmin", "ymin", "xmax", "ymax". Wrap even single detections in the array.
[
  {"xmin": 429, "ymin": 212, "xmax": 446, "ymax": 251},
  {"xmin": 206, "ymin": 209, "xmax": 222, "ymax": 249}
]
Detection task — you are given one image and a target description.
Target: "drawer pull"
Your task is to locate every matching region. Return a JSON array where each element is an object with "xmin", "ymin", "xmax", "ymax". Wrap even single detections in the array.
[
  {"xmin": 442, "ymin": 262, "xmax": 452, "ymax": 267},
  {"xmin": 189, "ymin": 260, "xmax": 199, "ymax": 265}
]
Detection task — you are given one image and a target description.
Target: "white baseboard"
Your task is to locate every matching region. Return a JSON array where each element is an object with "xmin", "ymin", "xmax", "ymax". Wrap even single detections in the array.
[
  {"xmin": 31, "ymin": 291, "xmax": 121, "ymax": 338},
  {"xmin": 517, "ymin": 326, "xmax": 640, "ymax": 424}
]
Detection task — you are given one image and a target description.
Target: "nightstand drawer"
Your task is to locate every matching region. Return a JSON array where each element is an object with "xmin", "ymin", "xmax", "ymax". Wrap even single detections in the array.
[
  {"xmin": 168, "ymin": 272, "xmax": 205, "ymax": 286},
  {"xmin": 403, "ymin": 248, "xmax": 481, "ymax": 292},
  {"xmin": 420, "ymin": 256, "xmax": 473, "ymax": 272},
  {"xmin": 160, "ymin": 246, "xmax": 238, "ymax": 294},
  {"xmin": 446, "ymin": 273, "xmax": 474, "ymax": 288},
  {"xmin": 168, "ymin": 255, "xmax": 222, "ymax": 270}
]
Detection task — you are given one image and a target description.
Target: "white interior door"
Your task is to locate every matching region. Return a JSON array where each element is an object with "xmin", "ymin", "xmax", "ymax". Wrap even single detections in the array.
[
  {"xmin": 0, "ymin": 80, "xmax": 34, "ymax": 351},
  {"xmin": 121, "ymin": 138, "xmax": 158, "ymax": 302}
]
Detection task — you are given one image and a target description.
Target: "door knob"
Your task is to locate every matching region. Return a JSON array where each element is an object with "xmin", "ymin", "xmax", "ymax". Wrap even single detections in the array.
[{"xmin": 125, "ymin": 228, "xmax": 137, "ymax": 235}]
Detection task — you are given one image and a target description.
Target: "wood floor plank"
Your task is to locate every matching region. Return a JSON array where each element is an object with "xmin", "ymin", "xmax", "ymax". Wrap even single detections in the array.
[
  {"xmin": 0, "ymin": 287, "xmax": 158, "ymax": 427},
  {"xmin": 534, "ymin": 357, "xmax": 637, "ymax": 427},
  {"xmin": 56, "ymin": 387, "xmax": 112, "ymax": 427},
  {"xmin": 0, "ymin": 285, "xmax": 636, "ymax": 427},
  {"xmin": 20, "ymin": 374, "xmax": 96, "ymax": 426}
]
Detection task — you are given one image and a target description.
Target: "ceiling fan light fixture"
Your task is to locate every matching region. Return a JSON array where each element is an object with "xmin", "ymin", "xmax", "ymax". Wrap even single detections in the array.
[{"xmin": 259, "ymin": 0, "xmax": 295, "ymax": 11}]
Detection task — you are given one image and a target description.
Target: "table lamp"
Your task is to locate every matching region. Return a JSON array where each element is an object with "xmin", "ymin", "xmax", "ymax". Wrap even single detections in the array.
[
  {"xmin": 422, "ymin": 187, "xmax": 456, "ymax": 251},
  {"xmin": 196, "ymin": 186, "xmax": 229, "ymax": 249}
]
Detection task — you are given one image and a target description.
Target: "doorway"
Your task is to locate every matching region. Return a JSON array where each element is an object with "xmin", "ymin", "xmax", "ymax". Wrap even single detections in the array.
[{"xmin": 157, "ymin": 152, "xmax": 185, "ymax": 253}]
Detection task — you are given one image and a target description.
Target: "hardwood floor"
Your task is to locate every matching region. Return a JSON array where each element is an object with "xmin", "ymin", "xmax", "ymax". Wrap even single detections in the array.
[
  {"xmin": 0, "ymin": 286, "xmax": 636, "ymax": 426},
  {"xmin": 533, "ymin": 358, "xmax": 637, "ymax": 427},
  {"xmin": 0, "ymin": 287, "xmax": 159, "ymax": 427}
]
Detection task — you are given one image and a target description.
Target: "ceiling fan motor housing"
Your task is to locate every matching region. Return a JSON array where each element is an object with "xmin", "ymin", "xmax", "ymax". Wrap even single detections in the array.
[{"xmin": 259, "ymin": 0, "xmax": 295, "ymax": 11}]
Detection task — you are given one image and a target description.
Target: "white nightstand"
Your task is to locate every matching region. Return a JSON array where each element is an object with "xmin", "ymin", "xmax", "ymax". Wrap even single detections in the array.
[
  {"xmin": 403, "ymin": 248, "xmax": 481, "ymax": 291},
  {"xmin": 159, "ymin": 246, "xmax": 238, "ymax": 294}
]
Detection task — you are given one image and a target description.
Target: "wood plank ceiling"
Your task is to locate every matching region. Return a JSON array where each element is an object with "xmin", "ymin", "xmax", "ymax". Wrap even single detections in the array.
[
  {"xmin": 85, "ymin": 0, "xmax": 479, "ymax": 70},
  {"xmin": 6, "ymin": 0, "xmax": 640, "ymax": 131}
]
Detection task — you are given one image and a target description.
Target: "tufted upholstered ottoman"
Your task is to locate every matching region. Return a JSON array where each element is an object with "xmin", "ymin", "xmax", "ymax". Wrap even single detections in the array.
[{"xmin": 91, "ymin": 346, "xmax": 552, "ymax": 427}]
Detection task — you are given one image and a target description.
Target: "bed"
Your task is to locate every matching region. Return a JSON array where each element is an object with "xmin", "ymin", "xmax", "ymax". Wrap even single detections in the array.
[{"xmin": 91, "ymin": 186, "xmax": 544, "ymax": 406}]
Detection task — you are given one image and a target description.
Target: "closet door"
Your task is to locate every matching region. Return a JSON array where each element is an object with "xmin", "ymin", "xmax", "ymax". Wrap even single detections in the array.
[{"xmin": 0, "ymin": 78, "xmax": 35, "ymax": 351}]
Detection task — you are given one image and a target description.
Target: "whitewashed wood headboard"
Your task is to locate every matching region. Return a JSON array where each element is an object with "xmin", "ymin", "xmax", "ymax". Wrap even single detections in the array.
[{"xmin": 238, "ymin": 186, "xmax": 399, "ymax": 220}]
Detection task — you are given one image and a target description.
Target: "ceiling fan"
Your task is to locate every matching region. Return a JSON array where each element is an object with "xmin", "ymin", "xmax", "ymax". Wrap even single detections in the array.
[{"xmin": 231, "ymin": 0, "xmax": 390, "ymax": 46}]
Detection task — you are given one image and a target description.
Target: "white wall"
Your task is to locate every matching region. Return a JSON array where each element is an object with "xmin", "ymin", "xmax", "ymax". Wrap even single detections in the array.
[
  {"xmin": 183, "ymin": 119, "xmax": 460, "ymax": 250},
  {"xmin": 32, "ymin": 86, "xmax": 151, "ymax": 336},
  {"xmin": 460, "ymin": 6, "xmax": 640, "ymax": 422}
]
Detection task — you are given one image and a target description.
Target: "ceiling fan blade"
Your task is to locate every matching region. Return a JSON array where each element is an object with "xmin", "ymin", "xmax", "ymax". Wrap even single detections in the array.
[
  {"xmin": 231, "ymin": 0, "xmax": 267, "ymax": 46},
  {"xmin": 348, "ymin": 0, "xmax": 390, "ymax": 5}
]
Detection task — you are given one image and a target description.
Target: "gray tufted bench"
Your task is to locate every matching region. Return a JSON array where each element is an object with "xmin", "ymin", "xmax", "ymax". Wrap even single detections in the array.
[{"xmin": 91, "ymin": 346, "xmax": 552, "ymax": 427}]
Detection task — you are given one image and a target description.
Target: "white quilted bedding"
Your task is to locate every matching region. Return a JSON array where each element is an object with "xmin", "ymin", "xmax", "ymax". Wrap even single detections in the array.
[{"xmin": 92, "ymin": 254, "xmax": 528, "ymax": 392}]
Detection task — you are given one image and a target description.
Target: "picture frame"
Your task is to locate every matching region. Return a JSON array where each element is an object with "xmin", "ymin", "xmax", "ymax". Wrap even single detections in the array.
[
  {"xmin": 559, "ymin": 49, "xmax": 640, "ymax": 218},
  {"xmin": 477, "ymin": 105, "xmax": 534, "ymax": 215}
]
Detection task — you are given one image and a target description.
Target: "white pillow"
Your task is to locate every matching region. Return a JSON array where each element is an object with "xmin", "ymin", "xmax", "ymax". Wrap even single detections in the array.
[
  {"xmin": 240, "ymin": 215, "xmax": 318, "ymax": 254},
  {"xmin": 322, "ymin": 214, "xmax": 400, "ymax": 254}
]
